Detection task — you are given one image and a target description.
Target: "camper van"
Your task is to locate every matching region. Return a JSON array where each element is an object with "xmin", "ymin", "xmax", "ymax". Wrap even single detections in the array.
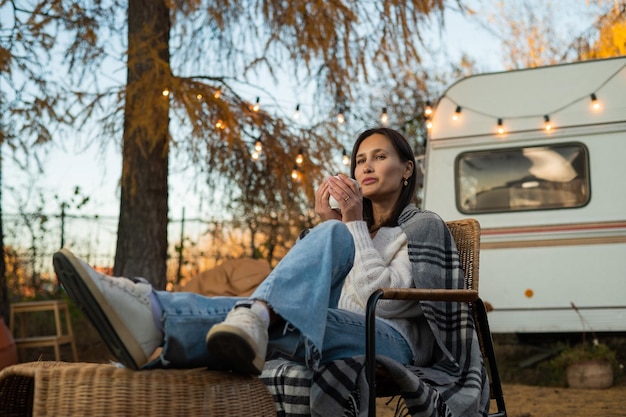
[{"xmin": 422, "ymin": 57, "xmax": 626, "ymax": 334}]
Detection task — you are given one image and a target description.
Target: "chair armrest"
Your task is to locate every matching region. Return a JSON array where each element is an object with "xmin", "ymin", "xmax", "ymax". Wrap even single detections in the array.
[
  {"xmin": 364, "ymin": 288, "xmax": 478, "ymax": 414},
  {"xmin": 371, "ymin": 288, "xmax": 478, "ymax": 302}
]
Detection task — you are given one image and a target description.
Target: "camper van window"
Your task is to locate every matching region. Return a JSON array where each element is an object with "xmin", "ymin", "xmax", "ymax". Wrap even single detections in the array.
[{"xmin": 456, "ymin": 143, "xmax": 589, "ymax": 214}]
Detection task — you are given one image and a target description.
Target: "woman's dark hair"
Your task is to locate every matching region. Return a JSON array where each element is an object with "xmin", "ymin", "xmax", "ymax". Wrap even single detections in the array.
[{"xmin": 350, "ymin": 127, "xmax": 417, "ymax": 231}]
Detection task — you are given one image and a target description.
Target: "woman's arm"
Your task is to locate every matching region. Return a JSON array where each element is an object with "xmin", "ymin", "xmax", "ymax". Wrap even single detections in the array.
[{"xmin": 341, "ymin": 221, "xmax": 417, "ymax": 318}]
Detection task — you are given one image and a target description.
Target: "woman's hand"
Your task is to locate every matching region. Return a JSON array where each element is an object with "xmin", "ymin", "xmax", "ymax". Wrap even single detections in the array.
[
  {"xmin": 315, "ymin": 174, "xmax": 363, "ymax": 223},
  {"xmin": 315, "ymin": 177, "xmax": 342, "ymax": 221}
]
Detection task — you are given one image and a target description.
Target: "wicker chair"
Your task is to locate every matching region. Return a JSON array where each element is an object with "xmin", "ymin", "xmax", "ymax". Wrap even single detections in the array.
[
  {"xmin": 0, "ymin": 361, "xmax": 276, "ymax": 416},
  {"xmin": 365, "ymin": 218, "xmax": 507, "ymax": 417}
]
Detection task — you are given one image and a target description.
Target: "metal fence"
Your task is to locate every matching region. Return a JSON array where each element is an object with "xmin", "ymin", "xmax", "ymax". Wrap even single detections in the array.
[{"xmin": 2, "ymin": 210, "xmax": 285, "ymax": 297}]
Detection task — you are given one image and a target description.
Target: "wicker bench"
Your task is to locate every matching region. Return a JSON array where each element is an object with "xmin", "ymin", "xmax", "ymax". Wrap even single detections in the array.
[{"xmin": 0, "ymin": 361, "xmax": 276, "ymax": 416}]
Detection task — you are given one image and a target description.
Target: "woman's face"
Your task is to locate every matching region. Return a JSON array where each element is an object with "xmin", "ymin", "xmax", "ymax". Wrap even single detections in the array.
[{"xmin": 353, "ymin": 133, "xmax": 413, "ymax": 204}]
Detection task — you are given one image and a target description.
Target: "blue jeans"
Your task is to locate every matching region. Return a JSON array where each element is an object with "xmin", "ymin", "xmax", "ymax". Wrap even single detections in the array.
[{"xmin": 149, "ymin": 220, "xmax": 413, "ymax": 370}]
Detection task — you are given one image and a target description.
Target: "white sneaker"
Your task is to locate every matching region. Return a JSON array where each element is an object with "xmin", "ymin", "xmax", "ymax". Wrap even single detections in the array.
[
  {"xmin": 205, "ymin": 306, "xmax": 268, "ymax": 374},
  {"xmin": 53, "ymin": 248, "xmax": 162, "ymax": 369}
]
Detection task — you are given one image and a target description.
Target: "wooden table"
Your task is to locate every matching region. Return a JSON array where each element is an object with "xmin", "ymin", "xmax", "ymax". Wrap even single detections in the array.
[{"xmin": 9, "ymin": 300, "xmax": 78, "ymax": 362}]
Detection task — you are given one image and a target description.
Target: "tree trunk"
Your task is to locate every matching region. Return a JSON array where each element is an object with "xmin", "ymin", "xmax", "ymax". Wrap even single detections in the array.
[{"xmin": 114, "ymin": 0, "xmax": 171, "ymax": 289}]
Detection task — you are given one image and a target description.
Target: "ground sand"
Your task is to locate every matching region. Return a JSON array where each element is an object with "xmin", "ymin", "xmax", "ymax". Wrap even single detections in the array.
[{"xmin": 376, "ymin": 383, "xmax": 626, "ymax": 417}]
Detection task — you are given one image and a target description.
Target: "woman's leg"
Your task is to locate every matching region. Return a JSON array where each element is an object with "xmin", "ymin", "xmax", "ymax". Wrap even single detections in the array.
[
  {"xmin": 267, "ymin": 309, "xmax": 413, "ymax": 367},
  {"xmin": 206, "ymin": 220, "xmax": 355, "ymax": 371},
  {"xmin": 148, "ymin": 292, "xmax": 241, "ymax": 369},
  {"xmin": 53, "ymin": 248, "xmax": 161, "ymax": 369},
  {"xmin": 253, "ymin": 220, "xmax": 355, "ymax": 347},
  {"xmin": 54, "ymin": 220, "xmax": 354, "ymax": 372},
  {"xmin": 53, "ymin": 247, "xmax": 244, "ymax": 370}
]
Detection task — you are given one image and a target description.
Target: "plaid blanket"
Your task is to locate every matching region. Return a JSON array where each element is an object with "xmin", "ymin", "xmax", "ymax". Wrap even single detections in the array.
[
  {"xmin": 260, "ymin": 358, "xmax": 365, "ymax": 417},
  {"xmin": 260, "ymin": 355, "xmax": 460, "ymax": 417},
  {"xmin": 260, "ymin": 207, "xmax": 489, "ymax": 417},
  {"xmin": 397, "ymin": 207, "xmax": 488, "ymax": 416}
]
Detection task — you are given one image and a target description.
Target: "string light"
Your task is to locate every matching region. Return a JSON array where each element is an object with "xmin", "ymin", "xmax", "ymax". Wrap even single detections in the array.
[
  {"xmin": 218, "ymin": 63, "xmax": 626, "ymax": 169},
  {"xmin": 424, "ymin": 101, "xmax": 433, "ymax": 117},
  {"xmin": 428, "ymin": 63, "xmax": 625, "ymax": 135},
  {"xmin": 380, "ymin": 107, "xmax": 389, "ymax": 126},
  {"xmin": 162, "ymin": 88, "xmax": 170, "ymax": 97},
  {"xmin": 196, "ymin": 93, "xmax": 203, "ymax": 100},
  {"xmin": 543, "ymin": 115, "xmax": 552, "ymax": 132},
  {"xmin": 497, "ymin": 118, "xmax": 505, "ymax": 135},
  {"xmin": 252, "ymin": 137, "xmax": 262, "ymax": 160},
  {"xmin": 452, "ymin": 106, "xmax": 462, "ymax": 121},
  {"xmin": 337, "ymin": 110, "xmax": 345, "ymax": 124},
  {"xmin": 291, "ymin": 165, "xmax": 300, "ymax": 180},
  {"xmin": 232, "ymin": 61, "xmax": 625, "ymax": 165},
  {"xmin": 342, "ymin": 149, "xmax": 350, "ymax": 166},
  {"xmin": 590, "ymin": 93, "xmax": 600, "ymax": 111}
]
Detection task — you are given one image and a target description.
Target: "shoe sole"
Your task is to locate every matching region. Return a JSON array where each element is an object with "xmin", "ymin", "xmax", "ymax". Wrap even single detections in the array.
[
  {"xmin": 53, "ymin": 248, "xmax": 146, "ymax": 369},
  {"xmin": 206, "ymin": 324, "xmax": 264, "ymax": 375}
]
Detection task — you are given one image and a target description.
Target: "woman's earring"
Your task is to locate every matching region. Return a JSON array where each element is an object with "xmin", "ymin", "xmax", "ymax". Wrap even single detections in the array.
[{"xmin": 403, "ymin": 178, "xmax": 408, "ymax": 186}]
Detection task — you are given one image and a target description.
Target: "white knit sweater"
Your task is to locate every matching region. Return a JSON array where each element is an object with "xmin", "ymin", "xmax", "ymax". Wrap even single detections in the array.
[{"xmin": 339, "ymin": 220, "xmax": 434, "ymax": 364}]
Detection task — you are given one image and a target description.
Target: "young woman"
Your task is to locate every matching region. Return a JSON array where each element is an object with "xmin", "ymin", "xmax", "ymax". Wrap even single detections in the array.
[{"xmin": 53, "ymin": 127, "xmax": 487, "ymax": 416}]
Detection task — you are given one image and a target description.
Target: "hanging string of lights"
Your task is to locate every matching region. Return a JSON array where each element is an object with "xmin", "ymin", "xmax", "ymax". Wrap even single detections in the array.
[
  {"xmin": 423, "ymin": 63, "xmax": 626, "ymax": 136},
  {"xmin": 160, "ymin": 85, "xmax": 428, "ymax": 180},
  {"xmin": 158, "ymin": 61, "xmax": 625, "ymax": 184}
]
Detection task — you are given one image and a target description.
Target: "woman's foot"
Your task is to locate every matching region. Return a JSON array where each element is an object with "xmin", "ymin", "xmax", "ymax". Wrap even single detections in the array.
[
  {"xmin": 205, "ymin": 302, "xmax": 268, "ymax": 374},
  {"xmin": 52, "ymin": 248, "xmax": 162, "ymax": 369}
]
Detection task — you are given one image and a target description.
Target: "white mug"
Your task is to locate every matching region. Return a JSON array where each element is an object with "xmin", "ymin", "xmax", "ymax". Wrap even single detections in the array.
[{"xmin": 329, "ymin": 177, "xmax": 359, "ymax": 211}]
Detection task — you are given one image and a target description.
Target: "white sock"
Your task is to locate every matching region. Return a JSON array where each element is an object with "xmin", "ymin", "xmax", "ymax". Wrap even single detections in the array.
[{"xmin": 250, "ymin": 301, "xmax": 270, "ymax": 329}]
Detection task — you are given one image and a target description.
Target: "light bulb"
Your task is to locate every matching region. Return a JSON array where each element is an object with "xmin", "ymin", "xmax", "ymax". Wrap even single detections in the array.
[
  {"xmin": 214, "ymin": 88, "xmax": 221, "ymax": 99},
  {"xmin": 342, "ymin": 149, "xmax": 350, "ymax": 166},
  {"xmin": 162, "ymin": 88, "xmax": 170, "ymax": 97},
  {"xmin": 295, "ymin": 148, "xmax": 304, "ymax": 165},
  {"xmin": 251, "ymin": 151, "xmax": 259, "ymax": 160},
  {"xmin": 294, "ymin": 104, "xmax": 301, "ymax": 120},
  {"xmin": 590, "ymin": 93, "xmax": 600, "ymax": 111},
  {"xmin": 215, "ymin": 120, "xmax": 225, "ymax": 130},
  {"xmin": 380, "ymin": 107, "xmax": 388, "ymax": 126},
  {"xmin": 452, "ymin": 106, "xmax": 462, "ymax": 121},
  {"xmin": 497, "ymin": 118, "xmax": 505, "ymax": 135},
  {"xmin": 543, "ymin": 115, "xmax": 552, "ymax": 132},
  {"xmin": 426, "ymin": 120, "xmax": 433, "ymax": 130},
  {"xmin": 291, "ymin": 166, "xmax": 299, "ymax": 180},
  {"xmin": 196, "ymin": 93, "xmax": 203, "ymax": 100},
  {"xmin": 253, "ymin": 97, "xmax": 260, "ymax": 112},
  {"xmin": 254, "ymin": 139, "xmax": 262, "ymax": 152},
  {"xmin": 424, "ymin": 101, "xmax": 432, "ymax": 116},
  {"xmin": 337, "ymin": 112, "xmax": 345, "ymax": 124}
]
